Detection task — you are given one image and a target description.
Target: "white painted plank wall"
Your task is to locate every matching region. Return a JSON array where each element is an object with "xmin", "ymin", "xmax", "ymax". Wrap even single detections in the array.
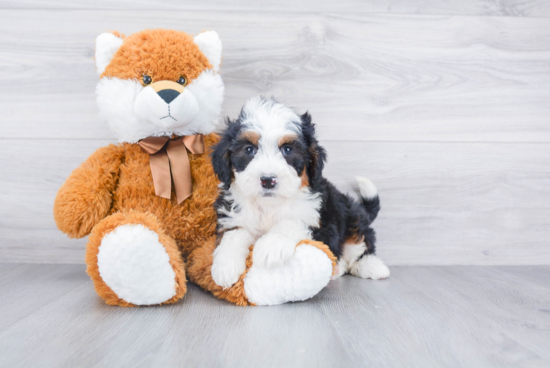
[
  {"xmin": 0, "ymin": 3, "xmax": 549, "ymax": 264},
  {"xmin": 2, "ymin": 12, "xmax": 550, "ymax": 142},
  {"xmin": 2, "ymin": 0, "xmax": 550, "ymax": 17}
]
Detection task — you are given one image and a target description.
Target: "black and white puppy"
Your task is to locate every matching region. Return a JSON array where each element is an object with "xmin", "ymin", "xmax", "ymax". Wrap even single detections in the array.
[{"xmin": 210, "ymin": 97, "xmax": 389, "ymax": 288}]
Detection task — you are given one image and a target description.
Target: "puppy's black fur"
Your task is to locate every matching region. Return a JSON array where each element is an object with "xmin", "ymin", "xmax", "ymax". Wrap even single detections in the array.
[
  {"xmin": 211, "ymin": 109, "xmax": 380, "ymax": 261},
  {"xmin": 300, "ymin": 113, "xmax": 380, "ymax": 259}
]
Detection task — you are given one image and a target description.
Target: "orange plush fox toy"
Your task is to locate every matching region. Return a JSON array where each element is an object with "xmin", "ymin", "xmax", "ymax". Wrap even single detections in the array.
[{"xmin": 54, "ymin": 29, "xmax": 336, "ymax": 307}]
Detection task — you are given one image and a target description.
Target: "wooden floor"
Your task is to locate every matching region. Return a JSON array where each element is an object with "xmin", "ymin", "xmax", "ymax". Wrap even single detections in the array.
[{"xmin": 0, "ymin": 264, "xmax": 548, "ymax": 368}]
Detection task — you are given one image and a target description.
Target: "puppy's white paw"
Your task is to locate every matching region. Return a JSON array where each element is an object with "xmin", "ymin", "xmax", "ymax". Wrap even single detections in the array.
[
  {"xmin": 350, "ymin": 255, "xmax": 390, "ymax": 280},
  {"xmin": 211, "ymin": 246, "xmax": 248, "ymax": 289},
  {"xmin": 253, "ymin": 233, "xmax": 297, "ymax": 268}
]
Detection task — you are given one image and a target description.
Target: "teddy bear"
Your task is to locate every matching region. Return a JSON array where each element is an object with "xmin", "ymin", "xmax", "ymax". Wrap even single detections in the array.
[{"xmin": 53, "ymin": 28, "xmax": 336, "ymax": 307}]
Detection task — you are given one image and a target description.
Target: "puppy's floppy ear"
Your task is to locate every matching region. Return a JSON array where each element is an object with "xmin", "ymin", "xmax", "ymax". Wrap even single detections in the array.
[
  {"xmin": 211, "ymin": 119, "xmax": 237, "ymax": 190},
  {"xmin": 301, "ymin": 112, "xmax": 327, "ymax": 186}
]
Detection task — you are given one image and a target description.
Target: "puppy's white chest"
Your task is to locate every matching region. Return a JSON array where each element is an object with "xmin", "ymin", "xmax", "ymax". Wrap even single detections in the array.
[
  {"xmin": 236, "ymin": 201, "xmax": 293, "ymax": 238},
  {"xmin": 220, "ymin": 192, "xmax": 321, "ymax": 239}
]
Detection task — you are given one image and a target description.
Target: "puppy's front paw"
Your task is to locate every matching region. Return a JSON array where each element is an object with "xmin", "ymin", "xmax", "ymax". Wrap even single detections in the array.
[
  {"xmin": 211, "ymin": 247, "xmax": 248, "ymax": 289},
  {"xmin": 253, "ymin": 233, "xmax": 297, "ymax": 268}
]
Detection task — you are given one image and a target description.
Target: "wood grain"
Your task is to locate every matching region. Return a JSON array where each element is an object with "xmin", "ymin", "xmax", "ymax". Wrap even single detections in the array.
[
  {"xmin": 0, "ymin": 11, "xmax": 549, "ymax": 142},
  {"xmin": 0, "ymin": 264, "xmax": 549, "ymax": 367},
  {"xmin": 0, "ymin": 264, "xmax": 88, "ymax": 331},
  {"xmin": 495, "ymin": 265, "xmax": 550, "ymax": 289},
  {"xmin": 2, "ymin": 0, "xmax": 550, "ymax": 17},
  {"xmin": 320, "ymin": 266, "xmax": 550, "ymax": 367},
  {"xmin": 1, "ymin": 139, "xmax": 548, "ymax": 265}
]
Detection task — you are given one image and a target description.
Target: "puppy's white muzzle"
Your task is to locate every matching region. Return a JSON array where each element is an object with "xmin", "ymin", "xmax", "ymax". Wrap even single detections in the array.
[
  {"xmin": 134, "ymin": 81, "xmax": 200, "ymax": 130},
  {"xmin": 235, "ymin": 151, "xmax": 302, "ymax": 200}
]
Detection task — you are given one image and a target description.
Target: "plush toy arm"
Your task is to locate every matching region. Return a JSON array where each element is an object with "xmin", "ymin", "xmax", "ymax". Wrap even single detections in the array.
[
  {"xmin": 53, "ymin": 144, "xmax": 124, "ymax": 238},
  {"xmin": 186, "ymin": 236, "xmax": 336, "ymax": 306}
]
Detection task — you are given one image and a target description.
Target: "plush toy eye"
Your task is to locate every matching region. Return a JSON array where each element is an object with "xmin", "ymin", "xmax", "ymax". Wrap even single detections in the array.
[
  {"xmin": 143, "ymin": 75, "xmax": 152, "ymax": 85},
  {"xmin": 281, "ymin": 146, "xmax": 293, "ymax": 156},
  {"xmin": 177, "ymin": 75, "xmax": 187, "ymax": 86},
  {"xmin": 245, "ymin": 146, "xmax": 256, "ymax": 156}
]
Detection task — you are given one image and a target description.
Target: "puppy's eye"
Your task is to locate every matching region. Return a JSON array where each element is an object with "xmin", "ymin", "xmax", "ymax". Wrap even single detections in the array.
[
  {"xmin": 245, "ymin": 146, "xmax": 256, "ymax": 156},
  {"xmin": 281, "ymin": 146, "xmax": 293, "ymax": 156},
  {"xmin": 177, "ymin": 75, "xmax": 187, "ymax": 86},
  {"xmin": 143, "ymin": 75, "xmax": 152, "ymax": 85}
]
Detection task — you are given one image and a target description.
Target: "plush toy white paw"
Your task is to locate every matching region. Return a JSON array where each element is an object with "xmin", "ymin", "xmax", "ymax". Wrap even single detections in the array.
[
  {"xmin": 252, "ymin": 232, "xmax": 297, "ymax": 268},
  {"xmin": 97, "ymin": 224, "xmax": 177, "ymax": 305},
  {"xmin": 244, "ymin": 243, "xmax": 333, "ymax": 306}
]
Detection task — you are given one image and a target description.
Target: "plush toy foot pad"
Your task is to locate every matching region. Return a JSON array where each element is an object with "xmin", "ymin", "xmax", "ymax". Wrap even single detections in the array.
[
  {"xmin": 86, "ymin": 211, "xmax": 187, "ymax": 307},
  {"xmin": 97, "ymin": 224, "xmax": 178, "ymax": 305},
  {"xmin": 244, "ymin": 241, "xmax": 334, "ymax": 306}
]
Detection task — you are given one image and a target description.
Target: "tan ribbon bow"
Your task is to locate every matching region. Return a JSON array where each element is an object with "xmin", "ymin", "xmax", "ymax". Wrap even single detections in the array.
[{"xmin": 138, "ymin": 135, "xmax": 205, "ymax": 204}]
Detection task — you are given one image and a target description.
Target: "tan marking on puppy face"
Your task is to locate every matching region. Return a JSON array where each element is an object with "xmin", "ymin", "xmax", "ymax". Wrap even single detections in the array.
[
  {"xmin": 300, "ymin": 169, "xmax": 309, "ymax": 188},
  {"xmin": 101, "ymin": 29, "xmax": 212, "ymax": 85},
  {"xmin": 240, "ymin": 131, "xmax": 260, "ymax": 146},
  {"xmin": 345, "ymin": 232, "xmax": 365, "ymax": 245},
  {"xmin": 278, "ymin": 134, "xmax": 298, "ymax": 147}
]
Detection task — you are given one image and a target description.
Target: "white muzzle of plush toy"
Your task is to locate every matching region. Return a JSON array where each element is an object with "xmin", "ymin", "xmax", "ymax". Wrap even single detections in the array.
[{"xmin": 135, "ymin": 80, "xmax": 200, "ymax": 130}]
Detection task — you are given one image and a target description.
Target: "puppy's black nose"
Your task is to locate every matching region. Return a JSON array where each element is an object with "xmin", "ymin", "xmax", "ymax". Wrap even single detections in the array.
[
  {"xmin": 157, "ymin": 89, "xmax": 180, "ymax": 104},
  {"xmin": 260, "ymin": 176, "xmax": 277, "ymax": 189}
]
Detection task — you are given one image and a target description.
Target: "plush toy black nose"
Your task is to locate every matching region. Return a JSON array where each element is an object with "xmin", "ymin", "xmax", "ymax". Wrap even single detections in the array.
[
  {"xmin": 260, "ymin": 176, "xmax": 277, "ymax": 189},
  {"xmin": 157, "ymin": 89, "xmax": 180, "ymax": 104}
]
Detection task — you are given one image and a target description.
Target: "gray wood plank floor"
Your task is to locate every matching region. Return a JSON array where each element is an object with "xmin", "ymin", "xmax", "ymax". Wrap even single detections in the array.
[{"xmin": 0, "ymin": 264, "xmax": 549, "ymax": 368}]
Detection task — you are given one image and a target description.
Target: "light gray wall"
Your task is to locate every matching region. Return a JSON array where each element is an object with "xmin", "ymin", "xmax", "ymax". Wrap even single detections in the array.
[{"xmin": 1, "ymin": 1, "xmax": 549, "ymax": 265}]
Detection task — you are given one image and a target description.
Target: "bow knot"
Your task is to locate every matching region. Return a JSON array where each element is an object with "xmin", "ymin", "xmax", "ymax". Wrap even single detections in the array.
[{"xmin": 138, "ymin": 135, "xmax": 205, "ymax": 204}]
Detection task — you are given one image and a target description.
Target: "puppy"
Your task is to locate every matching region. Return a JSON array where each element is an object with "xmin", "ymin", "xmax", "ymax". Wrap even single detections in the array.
[{"xmin": 210, "ymin": 97, "xmax": 389, "ymax": 288}]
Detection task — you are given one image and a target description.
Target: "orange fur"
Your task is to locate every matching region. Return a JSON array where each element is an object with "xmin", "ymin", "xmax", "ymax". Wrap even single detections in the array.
[
  {"xmin": 102, "ymin": 29, "xmax": 212, "ymax": 85},
  {"xmin": 109, "ymin": 30, "xmax": 125, "ymax": 39},
  {"xmin": 106, "ymin": 133, "xmax": 220, "ymax": 260},
  {"xmin": 53, "ymin": 144, "xmax": 124, "ymax": 238},
  {"xmin": 55, "ymin": 133, "xmax": 220, "ymax": 306}
]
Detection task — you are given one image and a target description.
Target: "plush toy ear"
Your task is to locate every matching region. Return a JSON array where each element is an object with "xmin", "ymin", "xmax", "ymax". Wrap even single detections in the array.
[
  {"xmin": 301, "ymin": 112, "xmax": 327, "ymax": 186},
  {"xmin": 95, "ymin": 32, "xmax": 124, "ymax": 76},
  {"xmin": 193, "ymin": 31, "xmax": 222, "ymax": 73}
]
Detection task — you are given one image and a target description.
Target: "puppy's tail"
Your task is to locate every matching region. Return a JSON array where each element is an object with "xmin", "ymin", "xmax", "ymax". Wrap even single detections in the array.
[{"xmin": 356, "ymin": 177, "xmax": 381, "ymax": 223}]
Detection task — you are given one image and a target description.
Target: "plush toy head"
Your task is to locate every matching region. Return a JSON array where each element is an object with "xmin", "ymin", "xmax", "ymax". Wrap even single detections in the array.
[{"xmin": 95, "ymin": 29, "xmax": 224, "ymax": 143}]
